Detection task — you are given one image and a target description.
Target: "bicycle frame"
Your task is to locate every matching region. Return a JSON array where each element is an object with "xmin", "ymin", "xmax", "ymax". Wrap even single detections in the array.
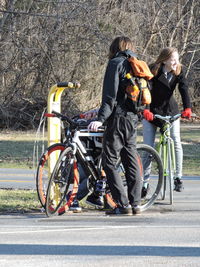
[
  {"xmin": 71, "ymin": 129, "xmax": 104, "ymax": 185},
  {"xmin": 156, "ymin": 114, "xmax": 180, "ymax": 204},
  {"xmin": 158, "ymin": 125, "xmax": 176, "ymax": 175}
]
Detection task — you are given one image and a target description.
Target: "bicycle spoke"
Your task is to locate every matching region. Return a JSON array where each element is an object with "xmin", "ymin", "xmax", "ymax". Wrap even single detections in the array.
[
  {"xmin": 137, "ymin": 144, "xmax": 163, "ymax": 211},
  {"xmin": 46, "ymin": 147, "xmax": 77, "ymax": 216}
]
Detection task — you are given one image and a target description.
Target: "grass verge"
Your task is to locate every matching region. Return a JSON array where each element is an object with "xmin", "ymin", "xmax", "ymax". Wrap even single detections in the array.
[
  {"xmin": 0, "ymin": 130, "xmax": 47, "ymax": 169},
  {"xmin": 0, "ymin": 189, "xmax": 94, "ymax": 214},
  {"xmin": 0, "ymin": 189, "xmax": 41, "ymax": 214}
]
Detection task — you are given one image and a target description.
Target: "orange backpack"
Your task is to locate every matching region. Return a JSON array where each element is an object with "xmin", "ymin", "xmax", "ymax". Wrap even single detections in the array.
[
  {"xmin": 125, "ymin": 57, "xmax": 153, "ymax": 109},
  {"xmin": 128, "ymin": 57, "xmax": 154, "ymax": 80}
]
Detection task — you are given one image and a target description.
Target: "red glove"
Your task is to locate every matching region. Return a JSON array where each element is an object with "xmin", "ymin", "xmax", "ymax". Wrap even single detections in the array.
[
  {"xmin": 143, "ymin": 109, "xmax": 154, "ymax": 121},
  {"xmin": 79, "ymin": 113, "xmax": 85, "ymax": 119},
  {"xmin": 181, "ymin": 108, "xmax": 192, "ymax": 119}
]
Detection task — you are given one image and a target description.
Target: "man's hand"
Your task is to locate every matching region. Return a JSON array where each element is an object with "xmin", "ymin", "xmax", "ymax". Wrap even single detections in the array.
[
  {"xmin": 181, "ymin": 108, "xmax": 192, "ymax": 119},
  {"xmin": 143, "ymin": 109, "xmax": 154, "ymax": 121},
  {"xmin": 88, "ymin": 121, "xmax": 103, "ymax": 131}
]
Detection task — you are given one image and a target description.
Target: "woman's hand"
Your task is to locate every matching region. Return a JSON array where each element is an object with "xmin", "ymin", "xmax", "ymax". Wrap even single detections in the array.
[
  {"xmin": 88, "ymin": 121, "xmax": 103, "ymax": 131},
  {"xmin": 181, "ymin": 108, "xmax": 192, "ymax": 119}
]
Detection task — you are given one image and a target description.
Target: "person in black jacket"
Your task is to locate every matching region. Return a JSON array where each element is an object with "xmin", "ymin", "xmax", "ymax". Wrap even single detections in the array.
[
  {"xmin": 142, "ymin": 47, "xmax": 192, "ymax": 193},
  {"xmin": 88, "ymin": 36, "xmax": 142, "ymax": 215}
]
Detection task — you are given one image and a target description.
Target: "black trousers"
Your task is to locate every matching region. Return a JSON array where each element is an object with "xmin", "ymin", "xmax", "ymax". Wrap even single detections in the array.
[{"xmin": 102, "ymin": 111, "xmax": 141, "ymax": 207}]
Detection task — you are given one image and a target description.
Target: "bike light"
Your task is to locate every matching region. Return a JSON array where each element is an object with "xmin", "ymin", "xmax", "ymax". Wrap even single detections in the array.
[{"xmin": 44, "ymin": 113, "xmax": 56, "ymax": 117}]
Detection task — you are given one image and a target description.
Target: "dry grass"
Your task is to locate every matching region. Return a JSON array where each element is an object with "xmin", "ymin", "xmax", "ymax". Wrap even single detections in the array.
[{"xmin": 0, "ymin": 189, "xmax": 41, "ymax": 213}]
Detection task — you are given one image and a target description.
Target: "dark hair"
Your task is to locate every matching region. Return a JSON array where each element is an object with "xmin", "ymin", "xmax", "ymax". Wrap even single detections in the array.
[
  {"xmin": 108, "ymin": 36, "xmax": 135, "ymax": 59},
  {"xmin": 150, "ymin": 47, "xmax": 182, "ymax": 76}
]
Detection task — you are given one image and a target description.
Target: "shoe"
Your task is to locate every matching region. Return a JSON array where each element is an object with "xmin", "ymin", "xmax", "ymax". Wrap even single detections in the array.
[
  {"xmin": 174, "ymin": 178, "xmax": 184, "ymax": 192},
  {"xmin": 69, "ymin": 199, "xmax": 82, "ymax": 213},
  {"xmin": 141, "ymin": 183, "xmax": 149, "ymax": 198},
  {"xmin": 65, "ymin": 192, "xmax": 82, "ymax": 213},
  {"xmin": 132, "ymin": 205, "xmax": 141, "ymax": 215},
  {"xmin": 86, "ymin": 194, "xmax": 104, "ymax": 208},
  {"xmin": 105, "ymin": 205, "xmax": 133, "ymax": 216}
]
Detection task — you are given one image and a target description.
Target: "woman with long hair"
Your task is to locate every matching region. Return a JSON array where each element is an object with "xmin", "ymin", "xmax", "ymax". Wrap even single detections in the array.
[{"xmin": 142, "ymin": 47, "xmax": 192, "ymax": 193}]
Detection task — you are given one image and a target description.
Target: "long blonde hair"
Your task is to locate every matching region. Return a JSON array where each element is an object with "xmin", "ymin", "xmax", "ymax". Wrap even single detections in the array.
[
  {"xmin": 108, "ymin": 36, "xmax": 135, "ymax": 59},
  {"xmin": 150, "ymin": 47, "xmax": 182, "ymax": 76}
]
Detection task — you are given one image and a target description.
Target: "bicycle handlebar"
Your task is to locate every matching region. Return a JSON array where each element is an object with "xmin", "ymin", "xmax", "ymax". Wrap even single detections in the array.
[
  {"xmin": 154, "ymin": 114, "xmax": 181, "ymax": 123},
  {"xmin": 44, "ymin": 111, "xmax": 105, "ymax": 131},
  {"xmin": 154, "ymin": 113, "xmax": 197, "ymax": 123},
  {"xmin": 45, "ymin": 111, "xmax": 85, "ymax": 128},
  {"xmin": 57, "ymin": 82, "xmax": 81, "ymax": 88}
]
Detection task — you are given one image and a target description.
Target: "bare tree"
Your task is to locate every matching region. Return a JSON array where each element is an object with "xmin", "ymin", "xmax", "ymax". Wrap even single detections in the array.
[{"xmin": 0, "ymin": 0, "xmax": 199, "ymax": 129}]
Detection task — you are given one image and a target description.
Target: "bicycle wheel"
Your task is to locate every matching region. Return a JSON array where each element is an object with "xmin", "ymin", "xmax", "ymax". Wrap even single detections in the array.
[
  {"xmin": 104, "ymin": 144, "xmax": 163, "ymax": 212},
  {"xmin": 137, "ymin": 144, "xmax": 163, "ymax": 211},
  {"xmin": 45, "ymin": 147, "xmax": 79, "ymax": 217},
  {"xmin": 36, "ymin": 143, "xmax": 65, "ymax": 207}
]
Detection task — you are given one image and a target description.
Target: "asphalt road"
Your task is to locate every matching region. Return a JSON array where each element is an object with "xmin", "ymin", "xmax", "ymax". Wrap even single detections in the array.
[
  {"xmin": 0, "ymin": 168, "xmax": 36, "ymax": 189},
  {"xmin": 0, "ymin": 169, "xmax": 200, "ymax": 266}
]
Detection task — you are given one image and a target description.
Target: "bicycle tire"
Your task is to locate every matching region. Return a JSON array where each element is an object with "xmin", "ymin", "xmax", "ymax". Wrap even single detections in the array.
[
  {"xmin": 45, "ymin": 147, "xmax": 79, "ymax": 217},
  {"xmin": 36, "ymin": 143, "xmax": 66, "ymax": 207},
  {"xmin": 104, "ymin": 144, "xmax": 163, "ymax": 212},
  {"xmin": 137, "ymin": 144, "xmax": 163, "ymax": 211}
]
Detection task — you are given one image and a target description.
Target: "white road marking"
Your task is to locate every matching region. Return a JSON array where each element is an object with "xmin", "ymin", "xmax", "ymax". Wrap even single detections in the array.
[
  {"xmin": 0, "ymin": 224, "xmax": 200, "ymax": 235},
  {"xmin": 0, "ymin": 180, "xmax": 34, "ymax": 183}
]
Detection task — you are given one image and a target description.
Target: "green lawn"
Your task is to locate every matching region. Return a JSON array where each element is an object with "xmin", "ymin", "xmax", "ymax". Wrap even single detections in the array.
[
  {"xmin": 0, "ymin": 189, "xmax": 41, "ymax": 213},
  {"xmin": 0, "ymin": 125, "xmax": 199, "ymax": 174},
  {"xmin": 0, "ymin": 130, "xmax": 47, "ymax": 169}
]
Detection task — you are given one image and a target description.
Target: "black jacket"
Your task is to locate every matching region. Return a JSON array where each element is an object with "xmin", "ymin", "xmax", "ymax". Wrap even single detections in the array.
[
  {"xmin": 150, "ymin": 66, "xmax": 191, "ymax": 126},
  {"xmin": 97, "ymin": 50, "xmax": 137, "ymax": 124}
]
